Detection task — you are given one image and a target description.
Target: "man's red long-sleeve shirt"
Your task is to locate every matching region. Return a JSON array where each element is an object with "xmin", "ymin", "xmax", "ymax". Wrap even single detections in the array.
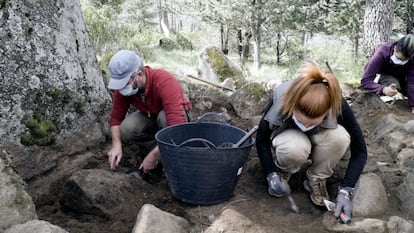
[{"xmin": 109, "ymin": 66, "xmax": 192, "ymax": 127}]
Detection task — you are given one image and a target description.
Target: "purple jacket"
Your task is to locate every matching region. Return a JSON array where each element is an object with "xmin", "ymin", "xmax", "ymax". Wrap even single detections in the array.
[{"xmin": 361, "ymin": 41, "xmax": 414, "ymax": 106}]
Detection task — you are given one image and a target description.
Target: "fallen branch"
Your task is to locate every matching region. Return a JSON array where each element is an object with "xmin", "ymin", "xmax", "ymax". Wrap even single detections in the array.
[{"xmin": 186, "ymin": 74, "xmax": 236, "ymax": 92}]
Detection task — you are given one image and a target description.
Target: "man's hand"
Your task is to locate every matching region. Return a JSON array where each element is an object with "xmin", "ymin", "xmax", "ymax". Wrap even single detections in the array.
[
  {"xmin": 382, "ymin": 84, "xmax": 398, "ymax": 97},
  {"xmin": 334, "ymin": 187, "xmax": 353, "ymax": 222},
  {"xmin": 108, "ymin": 144, "xmax": 122, "ymax": 170},
  {"xmin": 140, "ymin": 146, "xmax": 161, "ymax": 173}
]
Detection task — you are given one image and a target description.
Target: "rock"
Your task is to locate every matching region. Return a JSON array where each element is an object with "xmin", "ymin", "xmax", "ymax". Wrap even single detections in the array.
[
  {"xmin": 0, "ymin": 151, "xmax": 37, "ymax": 232},
  {"xmin": 204, "ymin": 208, "xmax": 266, "ymax": 233},
  {"xmin": 59, "ymin": 169, "xmax": 141, "ymax": 218},
  {"xmin": 322, "ymin": 215, "xmax": 386, "ymax": 233},
  {"xmin": 198, "ymin": 46, "xmax": 244, "ymax": 85},
  {"xmin": 397, "ymin": 170, "xmax": 414, "ymax": 219},
  {"xmin": 4, "ymin": 220, "xmax": 68, "ymax": 233},
  {"xmin": 131, "ymin": 204, "xmax": 189, "ymax": 233},
  {"xmin": 353, "ymin": 173, "xmax": 388, "ymax": 217},
  {"xmin": 387, "ymin": 216, "xmax": 414, "ymax": 233},
  {"xmin": 370, "ymin": 114, "xmax": 408, "ymax": 156},
  {"xmin": 0, "ymin": 0, "xmax": 111, "ymax": 178},
  {"xmin": 397, "ymin": 148, "xmax": 414, "ymax": 171},
  {"xmin": 403, "ymin": 120, "xmax": 414, "ymax": 133}
]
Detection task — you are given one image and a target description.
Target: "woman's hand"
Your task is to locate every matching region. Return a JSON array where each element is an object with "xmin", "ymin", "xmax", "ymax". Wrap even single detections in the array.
[{"xmin": 382, "ymin": 84, "xmax": 398, "ymax": 97}]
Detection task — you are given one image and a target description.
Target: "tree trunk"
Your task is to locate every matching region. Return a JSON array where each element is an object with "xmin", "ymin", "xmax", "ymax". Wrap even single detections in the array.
[
  {"xmin": 406, "ymin": 0, "xmax": 414, "ymax": 34},
  {"xmin": 158, "ymin": 0, "xmax": 163, "ymax": 33},
  {"xmin": 276, "ymin": 32, "xmax": 281, "ymax": 64},
  {"xmin": 253, "ymin": 32, "xmax": 261, "ymax": 70},
  {"xmin": 242, "ymin": 32, "xmax": 251, "ymax": 62},
  {"xmin": 363, "ymin": 0, "xmax": 394, "ymax": 57},
  {"xmin": 220, "ymin": 24, "xmax": 229, "ymax": 54},
  {"xmin": 354, "ymin": 36, "xmax": 360, "ymax": 57},
  {"xmin": 237, "ymin": 30, "xmax": 242, "ymax": 58}
]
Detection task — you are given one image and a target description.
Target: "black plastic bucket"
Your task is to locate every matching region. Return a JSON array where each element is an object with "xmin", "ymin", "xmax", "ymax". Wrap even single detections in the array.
[{"xmin": 155, "ymin": 113, "xmax": 255, "ymax": 205}]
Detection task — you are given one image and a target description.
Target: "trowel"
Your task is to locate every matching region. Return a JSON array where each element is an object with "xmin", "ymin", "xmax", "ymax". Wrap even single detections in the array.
[{"xmin": 323, "ymin": 199, "xmax": 351, "ymax": 224}]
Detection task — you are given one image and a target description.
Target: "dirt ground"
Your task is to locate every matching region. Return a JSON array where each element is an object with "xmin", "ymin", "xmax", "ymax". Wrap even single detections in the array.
[{"xmin": 30, "ymin": 89, "xmax": 411, "ymax": 233}]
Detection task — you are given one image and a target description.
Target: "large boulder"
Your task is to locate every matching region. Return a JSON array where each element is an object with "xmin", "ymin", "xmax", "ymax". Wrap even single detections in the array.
[{"xmin": 0, "ymin": 0, "xmax": 111, "ymax": 179}]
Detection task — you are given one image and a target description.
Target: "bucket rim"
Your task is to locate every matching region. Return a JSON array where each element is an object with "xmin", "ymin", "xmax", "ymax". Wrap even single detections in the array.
[{"xmin": 155, "ymin": 121, "xmax": 255, "ymax": 148}]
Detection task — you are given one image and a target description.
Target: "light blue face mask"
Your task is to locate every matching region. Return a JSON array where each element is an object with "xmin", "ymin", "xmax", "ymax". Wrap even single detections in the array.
[
  {"xmin": 292, "ymin": 114, "xmax": 317, "ymax": 132},
  {"xmin": 391, "ymin": 54, "xmax": 408, "ymax": 65},
  {"xmin": 119, "ymin": 77, "xmax": 141, "ymax": 96}
]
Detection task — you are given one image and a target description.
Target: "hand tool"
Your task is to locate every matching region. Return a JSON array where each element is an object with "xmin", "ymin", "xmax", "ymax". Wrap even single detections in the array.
[
  {"xmin": 323, "ymin": 199, "xmax": 351, "ymax": 224},
  {"xmin": 219, "ymin": 125, "xmax": 258, "ymax": 148},
  {"xmin": 287, "ymin": 195, "xmax": 299, "ymax": 213}
]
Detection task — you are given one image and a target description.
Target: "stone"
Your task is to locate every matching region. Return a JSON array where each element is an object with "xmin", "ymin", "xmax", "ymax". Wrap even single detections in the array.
[
  {"xmin": 0, "ymin": 151, "xmax": 37, "ymax": 232},
  {"xmin": 397, "ymin": 170, "xmax": 414, "ymax": 220},
  {"xmin": 4, "ymin": 220, "xmax": 68, "ymax": 233},
  {"xmin": 353, "ymin": 173, "xmax": 388, "ymax": 217},
  {"xmin": 204, "ymin": 208, "xmax": 266, "ymax": 233},
  {"xmin": 131, "ymin": 204, "xmax": 189, "ymax": 233}
]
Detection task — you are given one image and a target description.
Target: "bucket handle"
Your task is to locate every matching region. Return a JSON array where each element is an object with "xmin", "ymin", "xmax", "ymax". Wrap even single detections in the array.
[
  {"xmin": 178, "ymin": 138, "xmax": 217, "ymax": 149},
  {"xmin": 196, "ymin": 112, "xmax": 228, "ymax": 124}
]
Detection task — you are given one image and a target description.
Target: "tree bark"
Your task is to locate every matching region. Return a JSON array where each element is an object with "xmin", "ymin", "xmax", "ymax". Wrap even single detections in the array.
[
  {"xmin": 220, "ymin": 23, "xmax": 229, "ymax": 54},
  {"xmin": 406, "ymin": 0, "xmax": 414, "ymax": 34},
  {"xmin": 363, "ymin": 0, "xmax": 394, "ymax": 57},
  {"xmin": 241, "ymin": 31, "xmax": 251, "ymax": 61},
  {"xmin": 253, "ymin": 32, "xmax": 261, "ymax": 70}
]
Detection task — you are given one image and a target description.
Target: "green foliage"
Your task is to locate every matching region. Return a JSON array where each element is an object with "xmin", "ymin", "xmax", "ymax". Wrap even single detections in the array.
[
  {"xmin": 144, "ymin": 48, "xmax": 199, "ymax": 75},
  {"xmin": 98, "ymin": 52, "xmax": 114, "ymax": 83},
  {"xmin": 323, "ymin": 0, "xmax": 365, "ymax": 42},
  {"xmin": 395, "ymin": 0, "xmax": 414, "ymax": 33},
  {"xmin": 240, "ymin": 82, "xmax": 267, "ymax": 99},
  {"xmin": 158, "ymin": 32, "xmax": 193, "ymax": 50},
  {"xmin": 0, "ymin": 0, "xmax": 8, "ymax": 9},
  {"xmin": 81, "ymin": 1, "xmax": 121, "ymax": 53},
  {"xmin": 81, "ymin": 0, "xmax": 157, "ymax": 55},
  {"xmin": 171, "ymin": 31, "xmax": 193, "ymax": 50}
]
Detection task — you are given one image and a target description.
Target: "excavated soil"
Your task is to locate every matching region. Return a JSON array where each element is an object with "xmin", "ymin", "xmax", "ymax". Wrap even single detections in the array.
[{"xmin": 29, "ymin": 89, "xmax": 410, "ymax": 233}]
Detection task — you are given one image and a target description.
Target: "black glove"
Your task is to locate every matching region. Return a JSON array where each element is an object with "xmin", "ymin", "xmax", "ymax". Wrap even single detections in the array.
[{"xmin": 334, "ymin": 186, "xmax": 354, "ymax": 223}]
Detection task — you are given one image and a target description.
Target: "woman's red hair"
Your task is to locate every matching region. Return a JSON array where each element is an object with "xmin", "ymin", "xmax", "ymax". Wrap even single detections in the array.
[{"xmin": 281, "ymin": 61, "xmax": 342, "ymax": 119}]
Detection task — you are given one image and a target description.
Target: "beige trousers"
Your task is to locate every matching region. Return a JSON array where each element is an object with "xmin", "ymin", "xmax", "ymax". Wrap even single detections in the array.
[{"xmin": 272, "ymin": 125, "xmax": 350, "ymax": 180}]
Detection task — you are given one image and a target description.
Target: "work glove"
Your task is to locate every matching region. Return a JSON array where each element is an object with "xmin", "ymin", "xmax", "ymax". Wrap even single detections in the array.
[
  {"xmin": 266, "ymin": 172, "xmax": 291, "ymax": 197},
  {"xmin": 334, "ymin": 186, "xmax": 354, "ymax": 222},
  {"xmin": 382, "ymin": 83, "xmax": 398, "ymax": 97}
]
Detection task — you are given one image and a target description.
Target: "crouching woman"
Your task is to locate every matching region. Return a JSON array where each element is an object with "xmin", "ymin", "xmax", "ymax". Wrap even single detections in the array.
[{"xmin": 256, "ymin": 61, "xmax": 367, "ymax": 221}]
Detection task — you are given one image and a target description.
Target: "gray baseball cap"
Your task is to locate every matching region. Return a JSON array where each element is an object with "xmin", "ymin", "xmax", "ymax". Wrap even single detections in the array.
[{"xmin": 108, "ymin": 50, "xmax": 141, "ymax": 90}]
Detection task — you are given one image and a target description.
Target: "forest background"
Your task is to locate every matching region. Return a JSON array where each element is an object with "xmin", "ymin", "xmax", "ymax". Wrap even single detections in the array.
[{"xmin": 81, "ymin": 0, "xmax": 413, "ymax": 88}]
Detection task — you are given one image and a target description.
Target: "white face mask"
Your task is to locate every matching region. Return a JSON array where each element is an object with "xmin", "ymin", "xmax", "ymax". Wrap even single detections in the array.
[
  {"xmin": 292, "ymin": 114, "xmax": 317, "ymax": 132},
  {"xmin": 391, "ymin": 54, "xmax": 408, "ymax": 65},
  {"xmin": 119, "ymin": 78, "xmax": 141, "ymax": 96}
]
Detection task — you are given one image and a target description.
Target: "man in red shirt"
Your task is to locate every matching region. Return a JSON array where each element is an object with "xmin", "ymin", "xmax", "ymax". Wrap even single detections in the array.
[{"xmin": 107, "ymin": 49, "xmax": 192, "ymax": 175}]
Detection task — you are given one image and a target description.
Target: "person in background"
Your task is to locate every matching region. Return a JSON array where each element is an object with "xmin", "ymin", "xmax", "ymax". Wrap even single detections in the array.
[
  {"xmin": 361, "ymin": 34, "xmax": 414, "ymax": 113},
  {"xmin": 107, "ymin": 49, "xmax": 192, "ymax": 176},
  {"xmin": 256, "ymin": 61, "xmax": 367, "ymax": 222}
]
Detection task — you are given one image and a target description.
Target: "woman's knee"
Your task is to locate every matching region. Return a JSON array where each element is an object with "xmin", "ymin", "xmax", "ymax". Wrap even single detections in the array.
[{"xmin": 272, "ymin": 130, "xmax": 311, "ymax": 170}]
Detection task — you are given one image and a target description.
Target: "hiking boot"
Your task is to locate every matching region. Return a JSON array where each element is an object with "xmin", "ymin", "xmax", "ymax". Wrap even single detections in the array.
[
  {"xmin": 303, "ymin": 171, "xmax": 329, "ymax": 206},
  {"xmin": 278, "ymin": 170, "xmax": 292, "ymax": 182},
  {"xmin": 266, "ymin": 171, "xmax": 291, "ymax": 197}
]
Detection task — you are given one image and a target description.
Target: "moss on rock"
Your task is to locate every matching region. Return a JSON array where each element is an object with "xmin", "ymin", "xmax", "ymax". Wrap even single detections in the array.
[
  {"xmin": 20, "ymin": 115, "xmax": 58, "ymax": 146},
  {"xmin": 205, "ymin": 47, "xmax": 243, "ymax": 86}
]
